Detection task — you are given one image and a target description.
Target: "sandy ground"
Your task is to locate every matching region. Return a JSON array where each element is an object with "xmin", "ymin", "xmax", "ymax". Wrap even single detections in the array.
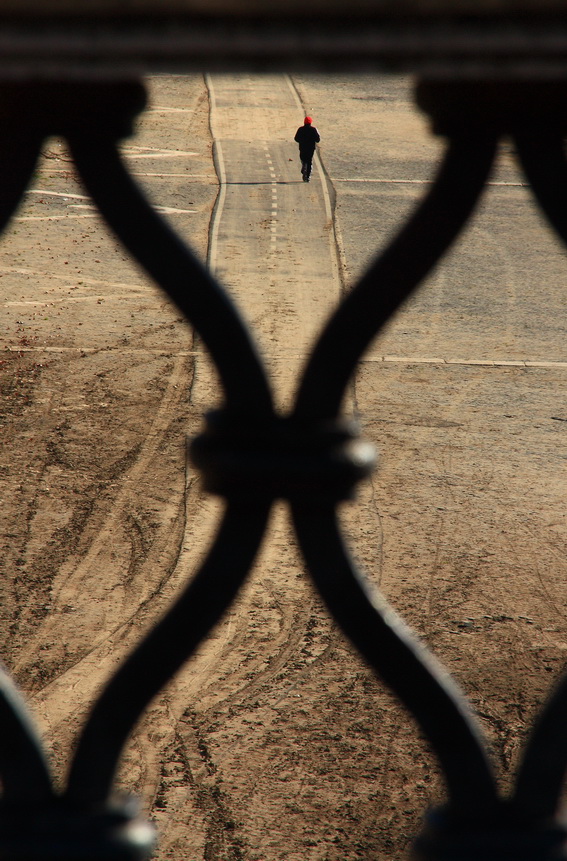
[{"xmin": 1, "ymin": 73, "xmax": 567, "ymax": 861}]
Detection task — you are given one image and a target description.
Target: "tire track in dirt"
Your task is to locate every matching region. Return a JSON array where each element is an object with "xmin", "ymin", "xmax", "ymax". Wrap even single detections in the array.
[
  {"xmin": 124, "ymin": 75, "xmax": 349, "ymax": 858},
  {"xmin": 0, "ymin": 71, "xmax": 221, "ymax": 832},
  {"xmin": 18, "ymin": 355, "xmax": 194, "ymax": 747},
  {"xmin": 5, "ymin": 73, "xmax": 386, "ymax": 860}
]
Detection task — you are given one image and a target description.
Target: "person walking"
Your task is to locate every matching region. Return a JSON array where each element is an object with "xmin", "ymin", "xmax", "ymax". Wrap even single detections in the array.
[{"xmin": 294, "ymin": 116, "xmax": 320, "ymax": 182}]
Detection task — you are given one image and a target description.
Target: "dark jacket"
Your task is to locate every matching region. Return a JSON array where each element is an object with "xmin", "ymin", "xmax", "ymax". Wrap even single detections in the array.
[{"xmin": 294, "ymin": 124, "xmax": 320, "ymax": 155}]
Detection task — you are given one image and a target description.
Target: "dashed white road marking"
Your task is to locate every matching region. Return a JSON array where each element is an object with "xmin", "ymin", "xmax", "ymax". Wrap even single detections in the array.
[
  {"xmin": 270, "ymin": 175, "xmax": 278, "ymax": 252},
  {"xmin": 260, "ymin": 145, "xmax": 278, "ymax": 249}
]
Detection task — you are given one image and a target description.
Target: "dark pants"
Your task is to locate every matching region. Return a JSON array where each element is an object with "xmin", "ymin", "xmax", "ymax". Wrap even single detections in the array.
[{"xmin": 299, "ymin": 149, "xmax": 315, "ymax": 180}]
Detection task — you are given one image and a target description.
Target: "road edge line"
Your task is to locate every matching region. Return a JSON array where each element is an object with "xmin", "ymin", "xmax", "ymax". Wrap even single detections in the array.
[{"xmin": 204, "ymin": 73, "xmax": 227, "ymax": 277}]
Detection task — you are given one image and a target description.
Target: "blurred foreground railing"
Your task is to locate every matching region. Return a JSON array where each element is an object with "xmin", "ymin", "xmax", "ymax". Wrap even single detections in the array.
[{"xmin": 1, "ymin": 4, "xmax": 567, "ymax": 860}]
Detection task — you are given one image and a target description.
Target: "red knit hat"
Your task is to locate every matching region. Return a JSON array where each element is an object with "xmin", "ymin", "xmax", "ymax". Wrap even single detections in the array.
[{"xmin": 304, "ymin": 116, "xmax": 312, "ymax": 124}]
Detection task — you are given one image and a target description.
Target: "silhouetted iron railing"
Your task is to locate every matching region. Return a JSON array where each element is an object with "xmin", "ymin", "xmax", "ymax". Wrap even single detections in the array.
[{"xmin": 1, "ymin": 6, "xmax": 567, "ymax": 860}]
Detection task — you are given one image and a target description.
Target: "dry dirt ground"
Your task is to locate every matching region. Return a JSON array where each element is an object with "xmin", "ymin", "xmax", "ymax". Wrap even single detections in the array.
[{"xmin": 1, "ymin": 73, "xmax": 567, "ymax": 861}]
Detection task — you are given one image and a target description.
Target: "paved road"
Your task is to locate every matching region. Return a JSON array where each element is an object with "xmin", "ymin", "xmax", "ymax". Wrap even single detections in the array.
[{"xmin": 205, "ymin": 73, "xmax": 341, "ymax": 411}]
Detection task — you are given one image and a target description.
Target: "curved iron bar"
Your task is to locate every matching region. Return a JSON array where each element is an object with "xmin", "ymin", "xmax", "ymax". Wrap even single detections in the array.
[
  {"xmin": 514, "ymin": 130, "xmax": 567, "ymax": 246},
  {"xmin": 516, "ymin": 672, "xmax": 567, "ymax": 820},
  {"xmin": 66, "ymin": 501, "xmax": 271, "ymax": 804},
  {"xmin": 293, "ymin": 133, "xmax": 498, "ymax": 423},
  {"xmin": 0, "ymin": 136, "xmax": 43, "ymax": 233},
  {"xmin": 66, "ymin": 126, "xmax": 276, "ymax": 801},
  {"xmin": 291, "ymin": 502, "xmax": 498, "ymax": 815},
  {"xmin": 506, "ymin": 129, "xmax": 567, "ymax": 821},
  {"xmin": 67, "ymin": 135, "xmax": 273, "ymax": 420},
  {"xmin": 64, "ymin": 112, "xmax": 501, "ymax": 813},
  {"xmin": 0, "ymin": 667, "xmax": 53, "ymax": 801},
  {"xmin": 0, "ymin": 133, "xmax": 55, "ymax": 802},
  {"xmin": 288, "ymin": 130, "xmax": 500, "ymax": 816}
]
